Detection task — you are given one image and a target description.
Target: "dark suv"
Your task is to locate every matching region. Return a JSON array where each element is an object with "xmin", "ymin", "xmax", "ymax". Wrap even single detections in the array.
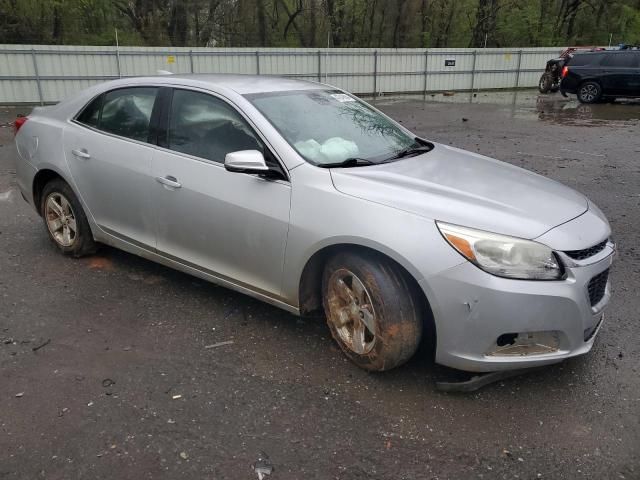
[{"xmin": 560, "ymin": 50, "xmax": 640, "ymax": 103}]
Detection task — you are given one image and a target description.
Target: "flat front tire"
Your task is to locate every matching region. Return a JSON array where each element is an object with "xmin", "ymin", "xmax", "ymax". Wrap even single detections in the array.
[
  {"xmin": 322, "ymin": 251, "xmax": 424, "ymax": 371},
  {"xmin": 40, "ymin": 179, "xmax": 97, "ymax": 257}
]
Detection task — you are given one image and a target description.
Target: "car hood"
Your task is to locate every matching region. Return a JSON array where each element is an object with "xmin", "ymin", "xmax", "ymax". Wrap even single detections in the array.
[{"xmin": 330, "ymin": 143, "xmax": 588, "ymax": 239}]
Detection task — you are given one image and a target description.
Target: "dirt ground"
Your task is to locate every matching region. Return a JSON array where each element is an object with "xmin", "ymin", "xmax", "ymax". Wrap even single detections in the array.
[{"xmin": 1, "ymin": 90, "xmax": 639, "ymax": 479}]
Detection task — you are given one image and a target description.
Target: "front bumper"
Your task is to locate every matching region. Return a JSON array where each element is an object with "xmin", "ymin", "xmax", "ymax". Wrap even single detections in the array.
[{"xmin": 421, "ymin": 243, "xmax": 614, "ymax": 372}]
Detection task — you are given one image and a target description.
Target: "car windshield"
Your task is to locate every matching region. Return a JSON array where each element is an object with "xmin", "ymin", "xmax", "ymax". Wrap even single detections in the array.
[{"xmin": 245, "ymin": 89, "xmax": 420, "ymax": 166}]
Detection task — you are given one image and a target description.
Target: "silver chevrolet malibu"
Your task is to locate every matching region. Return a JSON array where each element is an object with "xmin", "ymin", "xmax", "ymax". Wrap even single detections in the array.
[{"xmin": 14, "ymin": 75, "xmax": 614, "ymax": 373}]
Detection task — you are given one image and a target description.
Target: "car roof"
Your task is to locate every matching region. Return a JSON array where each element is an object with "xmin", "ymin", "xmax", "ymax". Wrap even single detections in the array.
[
  {"xmin": 574, "ymin": 50, "xmax": 638, "ymax": 56},
  {"xmin": 146, "ymin": 74, "xmax": 327, "ymax": 95}
]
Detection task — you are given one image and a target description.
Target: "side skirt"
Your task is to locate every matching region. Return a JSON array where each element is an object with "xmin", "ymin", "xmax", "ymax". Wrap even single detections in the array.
[{"xmin": 95, "ymin": 227, "xmax": 301, "ymax": 316}]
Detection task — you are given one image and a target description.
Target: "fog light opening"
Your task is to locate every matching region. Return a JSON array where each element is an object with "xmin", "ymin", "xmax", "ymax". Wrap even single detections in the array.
[
  {"xmin": 488, "ymin": 331, "xmax": 561, "ymax": 357},
  {"xmin": 497, "ymin": 333, "xmax": 518, "ymax": 347}
]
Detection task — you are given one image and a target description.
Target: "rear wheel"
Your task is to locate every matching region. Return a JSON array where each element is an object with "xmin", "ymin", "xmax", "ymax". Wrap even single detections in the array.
[
  {"xmin": 577, "ymin": 81, "xmax": 602, "ymax": 104},
  {"xmin": 322, "ymin": 251, "xmax": 424, "ymax": 371},
  {"xmin": 40, "ymin": 179, "xmax": 97, "ymax": 257},
  {"xmin": 538, "ymin": 73, "xmax": 552, "ymax": 93}
]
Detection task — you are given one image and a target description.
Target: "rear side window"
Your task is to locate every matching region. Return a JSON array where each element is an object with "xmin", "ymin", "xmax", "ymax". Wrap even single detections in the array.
[
  {"xmin": 167, "ymin": 89, "xmax": 263, "ymax": 163},
  {"xmin": 76, "ymin": 94, "xmax": 103, "ymax": 128},
  {"xmin": 99, "ymin": 87, "xmax": 158, "ymax": 142},
  {"xmin": 601, "ymin": 53, "xmax": 639, "ymax": 68},
  {"xmin": 567, "ymin": 53, "xmax": 604, "ymax": 67}
]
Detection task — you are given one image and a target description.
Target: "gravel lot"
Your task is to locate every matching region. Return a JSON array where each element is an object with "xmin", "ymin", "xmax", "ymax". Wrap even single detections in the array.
[{"xmin": 1, "ymin": 90, "xmax": 639, "ymax": 479}]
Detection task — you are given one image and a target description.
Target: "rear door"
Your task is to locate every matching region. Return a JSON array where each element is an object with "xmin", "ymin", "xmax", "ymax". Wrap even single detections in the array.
[
  {"xmin": 150, "ymin": 88, "xmax": 291, "ymax": 298},
  {"xmin": 63, "ymin": 86, "xmax": 159, "ymax": 248},
  {"xmin": 600, "ymin": 53, "xmax": 640, "ymax": 96}
]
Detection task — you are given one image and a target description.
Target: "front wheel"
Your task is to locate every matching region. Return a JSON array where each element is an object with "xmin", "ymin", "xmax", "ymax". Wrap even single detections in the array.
[
  {"xmin": 322, "ymin": 251, "xmax": 424, "ymax": 371},
  {"xmin": 40, "ymin": 179, "xmax": 97, "ymax": 257},
  {"xmin": 577, "ymin": 82, "xmax": 602, "ymax": 104}
]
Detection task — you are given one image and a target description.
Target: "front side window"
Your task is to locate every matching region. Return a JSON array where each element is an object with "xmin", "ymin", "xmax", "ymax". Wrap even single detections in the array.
[
  {"xmin": 98, "ymin": 87, "xmax": 158, "ymax": 142},
  {"xmin": 168, "ymin": 89, "xmax": 263, "ymax": 163},
  {"xmin": 245, "ymin": 89, "xmax": 417, "ymax": 166}
]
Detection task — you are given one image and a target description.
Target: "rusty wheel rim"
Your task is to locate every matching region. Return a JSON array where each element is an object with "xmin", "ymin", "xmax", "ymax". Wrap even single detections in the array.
[
  {"xmin": 326, "ymin": 269, "xmax": 376, "ymax": 355},
  {"xmin": 45, "ymin": 192, "xmax": 77, "ymax": 247}
]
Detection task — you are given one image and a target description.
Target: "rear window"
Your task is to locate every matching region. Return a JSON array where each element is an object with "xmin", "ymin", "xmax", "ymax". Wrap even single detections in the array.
[
  {"xmin": 567, "ymin": 53, "xmax": 604, "ymax": 66},
  {"xmin": 76, "ymin": 95, "xmax": 102, "ymax": 128},
  {"xmin": 601, "ymin": 53, "xmax": 639, "ymax": 68},
  {"xmin": 75, "ymin": 87, "xmax": 158, "ymax": 143},
  {"xmin": 100, "ymin": 88, "xmax": 158, "ymax": 142}
]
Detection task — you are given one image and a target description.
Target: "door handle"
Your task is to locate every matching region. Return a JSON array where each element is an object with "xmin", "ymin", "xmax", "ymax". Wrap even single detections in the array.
[
  {"xmin": 71, "ymin": 148, "xmax": 91, "ymax": 160},
  {"xmin": 155, "ymin": 175, "xmax": 182, "ymax": 189}
]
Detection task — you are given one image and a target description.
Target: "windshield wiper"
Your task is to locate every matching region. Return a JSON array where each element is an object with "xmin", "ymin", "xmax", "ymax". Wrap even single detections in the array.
[
  {"xmin": 383, "ymin": 143, "xmax": 434, "ymax": 162},
  {"xmin": 316, "ymin": 157, "xmax": 376, "ymax": 168}
]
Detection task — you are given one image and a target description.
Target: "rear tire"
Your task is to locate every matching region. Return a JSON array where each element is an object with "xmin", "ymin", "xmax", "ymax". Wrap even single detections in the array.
[
  {"xmin": 40, "ymin": 179, "xmax": 97, "ymax": 257},
  {"xmin": 577, "ymin": 81, "xmax": 602, "ymax": 104},
  {"xmin": 538, "ymin": 74, "xmax": 552, "ymax": 94},
  {"xmin": 322, "ymin": 251, "xmax": 424, "ymax": 371}
]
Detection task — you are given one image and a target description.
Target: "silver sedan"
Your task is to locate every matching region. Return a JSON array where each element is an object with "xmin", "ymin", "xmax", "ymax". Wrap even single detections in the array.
[{"xmin": 13, "ymin": 75, "xmax": 614, "ymax": 373}]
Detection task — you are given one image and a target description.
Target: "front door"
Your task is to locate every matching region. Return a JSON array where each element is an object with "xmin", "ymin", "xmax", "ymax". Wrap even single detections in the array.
[
  {"xmin": 63, "ymin": 86, "xmax": 159, "ymax": 248},
  {"xmin": 151, "ymin": 88, "xmax": 291, "ymax": 298}
]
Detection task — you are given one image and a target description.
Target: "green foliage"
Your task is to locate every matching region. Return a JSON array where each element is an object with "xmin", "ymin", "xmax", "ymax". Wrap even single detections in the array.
[{"xmin": 0, "ymin": 0, "xmax": 639, "ymax": 47}]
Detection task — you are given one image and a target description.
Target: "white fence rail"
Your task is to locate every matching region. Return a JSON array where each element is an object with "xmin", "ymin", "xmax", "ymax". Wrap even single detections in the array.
[{"xmin": 0, "ymin": 45, "xmax": 563, "ymax": 104}]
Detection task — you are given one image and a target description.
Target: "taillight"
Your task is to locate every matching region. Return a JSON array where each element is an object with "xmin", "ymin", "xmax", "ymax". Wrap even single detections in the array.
[
  {"xmin": 561, "ymin": 66, "xmax": 569, "ymax": 78},
  {"xmin": 13, "ymin": 116, "xmax": 28, "ymax": 136}
]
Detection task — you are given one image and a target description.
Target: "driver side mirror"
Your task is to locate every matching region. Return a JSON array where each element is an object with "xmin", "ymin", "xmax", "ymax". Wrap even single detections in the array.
[{"xmin": 224, "ymin": 150, "xmax": 269, "ymax": 174}]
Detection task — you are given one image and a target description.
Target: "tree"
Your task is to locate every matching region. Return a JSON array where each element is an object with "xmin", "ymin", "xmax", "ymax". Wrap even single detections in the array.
[{"xmin": 1, "ymin": 0, "xmax": 639, "ymax": 48}]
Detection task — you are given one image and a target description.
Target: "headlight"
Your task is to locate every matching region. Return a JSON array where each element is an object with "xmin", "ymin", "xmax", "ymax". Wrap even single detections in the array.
[{"xmin": 436, "ymin": 222, "xmax": 564, "ymax": 280}]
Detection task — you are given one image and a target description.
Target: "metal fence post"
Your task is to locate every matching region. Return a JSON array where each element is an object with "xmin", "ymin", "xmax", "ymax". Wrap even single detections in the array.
[
  {"xmin": 189, "ymin": 49, "xmax": 194, "ymax": 73},
  {"xmin": 423, "ymin": 49, "xmax": 429, "ymax": 94},
  {"xmin": 515, "ymin": 49, "xmax": 523, "ymax": 88},
  {"xmin": 373, "ymin": 50, "xmax": 378, "ymax": 97},
  {"xmin": 256, "ymin": 51, "xmax": 260, "ymax": 75},
  {"xmin": 115, "ymin": 48, "xmax": 121, "ymax": 78},
  {"xmin": 470, "ymin": 50, "xmax": 477, "ymax": 92},
  {"xmin": 317, "ymin": 50, "xmax": 322, "ymax": 82},
  {"xmin": 30, "ymin": 49, "xmax": 44, "ymax": 106}
]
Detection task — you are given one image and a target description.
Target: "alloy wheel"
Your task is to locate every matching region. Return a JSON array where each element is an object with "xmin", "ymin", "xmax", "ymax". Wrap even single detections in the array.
[
  {"xmin": 580, "ymin": 84, "xmax": 598, "ymax": 102},
  {"xmin": 45, "ymin": 192, "xmax": 77, "ymax": 247},
  {"xmin": 326, "ymin": 268, "xmax": 377, "ymax": 355}
]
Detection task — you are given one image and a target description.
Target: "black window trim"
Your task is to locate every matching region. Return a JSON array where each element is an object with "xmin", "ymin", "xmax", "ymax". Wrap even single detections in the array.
[
  {"xmin": 71, "ymin": 86, "xmax": 162, "ymax": 146},
  {"xmin": 156, "ymin": 86, "xmax": 289, "ymax": 182}
]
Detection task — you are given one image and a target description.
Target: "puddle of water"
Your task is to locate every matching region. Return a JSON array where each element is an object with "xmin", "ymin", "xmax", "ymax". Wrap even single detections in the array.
[
  {"xmin": 526, "ymin": 95, "xmax": 640, "ymax": 126},
  {"xmin": 370, "ymin": 90, "xmax": 640, "ymax": 127}
]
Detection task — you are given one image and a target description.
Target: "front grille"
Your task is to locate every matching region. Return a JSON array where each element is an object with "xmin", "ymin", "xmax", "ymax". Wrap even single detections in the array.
[
  {"xmin": 565, "ymin": 239, "xmax": 608, "ymax": 260},
  {"xmin": 588, "ymin": 269, "xmax": 609, "ymax": 306}
]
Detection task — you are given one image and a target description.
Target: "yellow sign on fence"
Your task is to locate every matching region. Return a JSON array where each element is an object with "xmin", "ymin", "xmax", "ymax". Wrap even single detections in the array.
[{"xmin": 167, "ymin": 55, "xmax": 176, "ymax": 64}]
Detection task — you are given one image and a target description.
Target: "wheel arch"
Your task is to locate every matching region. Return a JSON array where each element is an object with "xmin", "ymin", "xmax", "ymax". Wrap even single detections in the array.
[
  {"xmin": 32, "ymin": 167, "xmax": 69, "ymax": 215},
  {"xmin": 297, "ymin": 243, "xmax": 435, "ymax": 339},
  {"xmin": 579, "ymin": 78, "xmax": 603, "ymax": 87}
]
